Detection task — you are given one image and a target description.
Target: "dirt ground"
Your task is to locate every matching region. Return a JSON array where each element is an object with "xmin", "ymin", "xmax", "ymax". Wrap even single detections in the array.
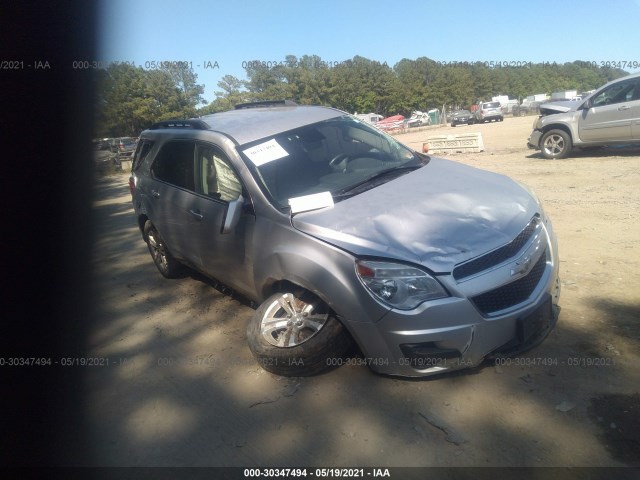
[{"xmin": 86, "ymin": 115, "xmax": 640, "ymax": 468}]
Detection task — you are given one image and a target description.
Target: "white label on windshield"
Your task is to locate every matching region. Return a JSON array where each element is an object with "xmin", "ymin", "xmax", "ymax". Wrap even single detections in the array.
[
  {"xmin": 288, "ymin": 191, "xmax": 334, "ymax": 214},
  {"xmin": 242, "ymin": 139, "xmax": 288, "ymax": 166}
]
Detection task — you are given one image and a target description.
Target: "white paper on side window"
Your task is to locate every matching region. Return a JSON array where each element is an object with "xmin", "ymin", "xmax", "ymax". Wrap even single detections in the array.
[
  {"xmin": 242, "ymin": 139, "xmax": 289, "ymax": 166},
  {"xmin": 288, "ymin": 191, "xmax": 334, "ymax": 214}
]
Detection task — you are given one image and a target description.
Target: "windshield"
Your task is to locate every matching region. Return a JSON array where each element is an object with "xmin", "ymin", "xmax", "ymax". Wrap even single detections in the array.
[{"xmin": 238, "ymin": 116, "xmax": 423, "ymax": 209}]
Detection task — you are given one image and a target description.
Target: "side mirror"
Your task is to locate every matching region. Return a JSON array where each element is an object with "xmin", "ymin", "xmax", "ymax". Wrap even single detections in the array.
[
  {"xmin": 221, "ymin": 194, "xmax": 244, "ymax": 234},
  {"xmin": 579, "ymin": 98, "xmax": 592, "ymax": 110}
]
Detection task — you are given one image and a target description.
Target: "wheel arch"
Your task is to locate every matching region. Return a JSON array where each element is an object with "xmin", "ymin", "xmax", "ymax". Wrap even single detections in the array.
[
  {"xmin": 254, "ymin": 246, "xmax": 389, "ymax": 338},
  {"xmin": 538, "ymin": 122, "xmax": 573, "ymax": 146},
  {"xmin": 137, "ymin": 214, "xmax": 149, "ymax": 236}
]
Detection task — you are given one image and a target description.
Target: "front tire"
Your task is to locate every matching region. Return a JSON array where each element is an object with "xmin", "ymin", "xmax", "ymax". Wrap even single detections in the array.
[
  {"xmin": 247, "ymin": 291, "xmax": 353, "ymax": 376},
  {"xmin": 540, "ymin": 129, "xmax": 572, "ymax": 159}
]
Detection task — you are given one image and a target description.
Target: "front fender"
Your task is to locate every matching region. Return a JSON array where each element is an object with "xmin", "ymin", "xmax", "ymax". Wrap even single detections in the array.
[
  {"xmin": 538, "ymin": 112, "xmax": 580, "ymax": 143},
  {"xmin": 252, "ymin": 222, "xmax": 390, "ymax": 327}
]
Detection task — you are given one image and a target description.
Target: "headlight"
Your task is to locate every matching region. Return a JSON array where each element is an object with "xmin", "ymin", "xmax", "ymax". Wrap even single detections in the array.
[{"xmin": 355, "ymin": 260, "xmax": 448, "ymax": 310}]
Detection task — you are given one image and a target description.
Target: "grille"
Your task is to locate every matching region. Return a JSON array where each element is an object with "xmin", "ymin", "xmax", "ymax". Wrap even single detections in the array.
[
  {"xmin": 453, "ymin": 216, "xmax": 540, "ymax": 280},
  {"xmin": 470, "ymin": 249, "xmax": 547, "ymax": 316}
]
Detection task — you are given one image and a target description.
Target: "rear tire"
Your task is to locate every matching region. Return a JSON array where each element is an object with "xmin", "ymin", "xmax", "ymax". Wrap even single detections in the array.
[
  {"xmin": 143, "ymin": 220, "xmax": 182, "ymax": 278},
  {"xmin": 247, "ymin": 291, "xmax": 353, "ymax": 376}
]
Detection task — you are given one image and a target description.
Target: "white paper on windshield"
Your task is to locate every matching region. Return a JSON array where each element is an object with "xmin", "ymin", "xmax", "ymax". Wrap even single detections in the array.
[
  {"xmin": 288, "ymin": 191, "xmax": 334, "ymax": 214},
  {"xmin": 242, "ymin": 139, "xmax": 288, "ymax": 166}
]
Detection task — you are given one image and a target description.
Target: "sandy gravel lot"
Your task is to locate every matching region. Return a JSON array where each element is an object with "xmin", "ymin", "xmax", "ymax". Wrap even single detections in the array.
[{"xmin": 86, "ymin": 115, "xmax": 639, "ymax": 469}]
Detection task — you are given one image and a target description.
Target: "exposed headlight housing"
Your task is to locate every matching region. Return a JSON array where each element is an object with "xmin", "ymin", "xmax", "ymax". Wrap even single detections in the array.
[{"xmin": 355, "ymin": 260, "xmax": 448, "ymax": 310}]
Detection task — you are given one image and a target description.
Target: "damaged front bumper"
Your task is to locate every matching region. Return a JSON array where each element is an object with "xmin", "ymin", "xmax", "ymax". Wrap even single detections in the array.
[
  {"xmin": 528, "ymin": 129, "xmax": 543, "ymax": 150},
  {"xmin": 346, "ymin": 218, "xmax": 561, "ymax": 377}
]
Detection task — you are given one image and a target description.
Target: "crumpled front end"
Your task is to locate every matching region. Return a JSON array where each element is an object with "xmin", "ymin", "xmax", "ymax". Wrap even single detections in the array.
[{"xmin": 345, "ymin": 214, "xmax": 560, "ymax": 377}]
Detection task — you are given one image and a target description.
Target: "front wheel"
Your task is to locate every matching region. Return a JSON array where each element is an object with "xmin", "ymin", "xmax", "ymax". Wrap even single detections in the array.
[
  {"xmin": 247, "ymin": 291, "xmax": 353, "ymax": 376},
  {"xmin": 540, "ymin": 129, "xmax": 572, "ymax": 159}
]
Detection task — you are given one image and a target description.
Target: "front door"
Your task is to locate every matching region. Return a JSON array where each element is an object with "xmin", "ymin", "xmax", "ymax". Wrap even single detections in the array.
[
  {"xmin": 579, "ymin": 77, "xmax": 640, "ymax": 142},
  {"xmin": 188, "ymin": 143, "xmax": 256, "ymax": 297}
]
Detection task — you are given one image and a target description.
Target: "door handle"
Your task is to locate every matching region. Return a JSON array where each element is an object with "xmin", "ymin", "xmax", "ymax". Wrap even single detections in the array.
[
  {"xmin": 151, "ymin": 189, "xmax": 160, "ymax": 198},
  {"xmin": 189, "ymin": 209, "xmax": 204, "ymax": 220},
  {"xmin": 618, "ymin": 105, "xmax": 630, "ymax": 111}
]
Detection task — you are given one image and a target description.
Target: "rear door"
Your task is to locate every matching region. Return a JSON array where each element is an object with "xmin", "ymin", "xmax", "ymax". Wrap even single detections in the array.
[
  {"xmin": 147, "ymin": 140, "xmax": 199, "ymax": 263},
  {"xmin": 579, "ymin": 77, "xmax": 640, "ymax": 142}
]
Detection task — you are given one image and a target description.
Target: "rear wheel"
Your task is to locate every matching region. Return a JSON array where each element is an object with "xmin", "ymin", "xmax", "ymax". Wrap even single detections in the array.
[
  {"xmin": 540, "ymin": 129, "xmax": 572, "ymax": 159},
  {"xmin": 143, "ymin": 220, "xmax": 182, "ymax": 278},
  {"xmin": 247, "ymin": 291, "xmax": 353, "ymax": 376}
]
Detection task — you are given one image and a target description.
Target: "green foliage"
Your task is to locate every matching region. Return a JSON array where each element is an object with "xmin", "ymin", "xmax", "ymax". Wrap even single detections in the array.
[
  {"xmin": 96, "ymin": 56, "xmax": 629, "ymax": 136},
  {"xmin": 95, "ymin": 62, "xmax": 205, "ymax": 137}
]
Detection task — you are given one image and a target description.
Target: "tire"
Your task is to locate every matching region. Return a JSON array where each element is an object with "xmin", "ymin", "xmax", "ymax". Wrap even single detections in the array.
[
  {"xmin": 143, "ymin": 220, "xmax": 182, "ymax": 278},
  {"xmin": 247, "ymin": 291, "xmax": 353, "ymax": 376},
  {"xmin": 540, "ymin": 129, "xmax": 572, "ymax": 159}
]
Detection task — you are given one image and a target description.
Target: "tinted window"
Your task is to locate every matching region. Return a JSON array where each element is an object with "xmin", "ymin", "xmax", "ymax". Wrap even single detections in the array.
[
  {"xmin": 132, "ymin": 140, "xmax": 154, "ymax": 171},
  {"xmin": 151, "ymin": 141, "xmax": 195, "ymax": 191}
]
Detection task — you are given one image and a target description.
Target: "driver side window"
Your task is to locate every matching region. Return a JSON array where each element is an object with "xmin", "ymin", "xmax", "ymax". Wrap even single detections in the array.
[{"xmin": 592, "ymin": 80, "xmax": 636, "ymax": 106}]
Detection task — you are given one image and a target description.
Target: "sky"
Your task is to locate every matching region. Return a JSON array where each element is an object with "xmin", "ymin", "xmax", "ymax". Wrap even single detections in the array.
[{"xmin": 99, "ymin": 0, "xmax": 640, "ymax": 105}]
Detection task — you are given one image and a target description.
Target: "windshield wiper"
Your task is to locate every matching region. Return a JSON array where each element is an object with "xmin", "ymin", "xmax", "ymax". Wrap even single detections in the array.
[{"xmin": 333, "ymin": 165, "xmax": 423, "ymax": 199}]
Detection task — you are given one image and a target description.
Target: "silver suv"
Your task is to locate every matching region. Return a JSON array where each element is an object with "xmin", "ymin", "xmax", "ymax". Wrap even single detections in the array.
[
  {"xmin": 130, "ymin": 101, "xmax": 560, "ymax": 377},
  {"xmin": 474, "ymin": 101, "xmax": 504, "ymax": 123},
  {"xmin": 528, "ymin": 73, "xmax": 640, "ymax": 159}
]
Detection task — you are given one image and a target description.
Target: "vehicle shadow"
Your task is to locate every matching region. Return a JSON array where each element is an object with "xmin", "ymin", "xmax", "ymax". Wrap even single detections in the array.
[{"xmin": 526, "ymin": 145, "xmax": 640, "ymax": 160}]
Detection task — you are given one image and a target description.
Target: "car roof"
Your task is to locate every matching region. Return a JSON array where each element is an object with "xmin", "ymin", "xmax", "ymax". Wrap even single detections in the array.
[{"xmin": 194, "ymin": 105, "xmax": 345, "ymax": 145}]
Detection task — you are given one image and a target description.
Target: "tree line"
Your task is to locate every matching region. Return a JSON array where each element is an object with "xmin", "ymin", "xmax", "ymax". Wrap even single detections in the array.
[{"xmin": 96, "ymin": 54, "xmax": 628, "ymax": 137}]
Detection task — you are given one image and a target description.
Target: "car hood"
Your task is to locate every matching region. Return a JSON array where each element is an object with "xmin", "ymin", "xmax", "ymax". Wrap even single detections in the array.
[
  {"xmin": 539, "ymin": 101, "xmax": 579, "ymax": 115},
  {"xmin": 291, "ymin": 157, "xmax": 540, "ymax": 272}
]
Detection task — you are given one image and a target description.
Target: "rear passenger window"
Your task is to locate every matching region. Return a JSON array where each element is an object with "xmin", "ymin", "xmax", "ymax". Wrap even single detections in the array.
[{"xmin": 151, "ymin": 141, "xmax": 195, "ymax": 191}]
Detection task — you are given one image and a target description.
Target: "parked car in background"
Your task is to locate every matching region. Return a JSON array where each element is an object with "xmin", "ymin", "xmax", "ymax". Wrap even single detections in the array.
[
  {"xmin": 130, "ymin": 100, "xmax": 560, "ymax": 378},
  {"xmin": 407, "ymin": 111, "xmax": 431, "ymax": 127},
  {"xmin": 513, "ymin": 102, "xmax": 542, "ymax": 116},
  {"xmin": 527, "ymin": 72, "xmax": 640, "ymax": 159},
  {"xmin": 450, "ymin": 110, "xmax": 475, "ymax": 126},
  {"xmin": 113, "ymin": 137, "xmax": 137, "ymax": 157},
  {"xmin": 474, "ymin": 101, "xmax": 504, "ymax": 123}
]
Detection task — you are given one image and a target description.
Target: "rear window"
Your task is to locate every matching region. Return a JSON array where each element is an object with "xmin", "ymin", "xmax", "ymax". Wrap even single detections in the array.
[{"xmin": 483, "ymin": 102, "xmax": 500, "ymax": 109}]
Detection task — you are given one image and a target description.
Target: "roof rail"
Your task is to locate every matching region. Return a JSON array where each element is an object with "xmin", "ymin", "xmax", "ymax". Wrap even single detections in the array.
[
  {"xmin": 149, "ymin": 119, "xmax": 209, "ymax": 130},
  {"xmin": 234, "ymin": 100, "xmax": 298, "ymax": 110}
]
